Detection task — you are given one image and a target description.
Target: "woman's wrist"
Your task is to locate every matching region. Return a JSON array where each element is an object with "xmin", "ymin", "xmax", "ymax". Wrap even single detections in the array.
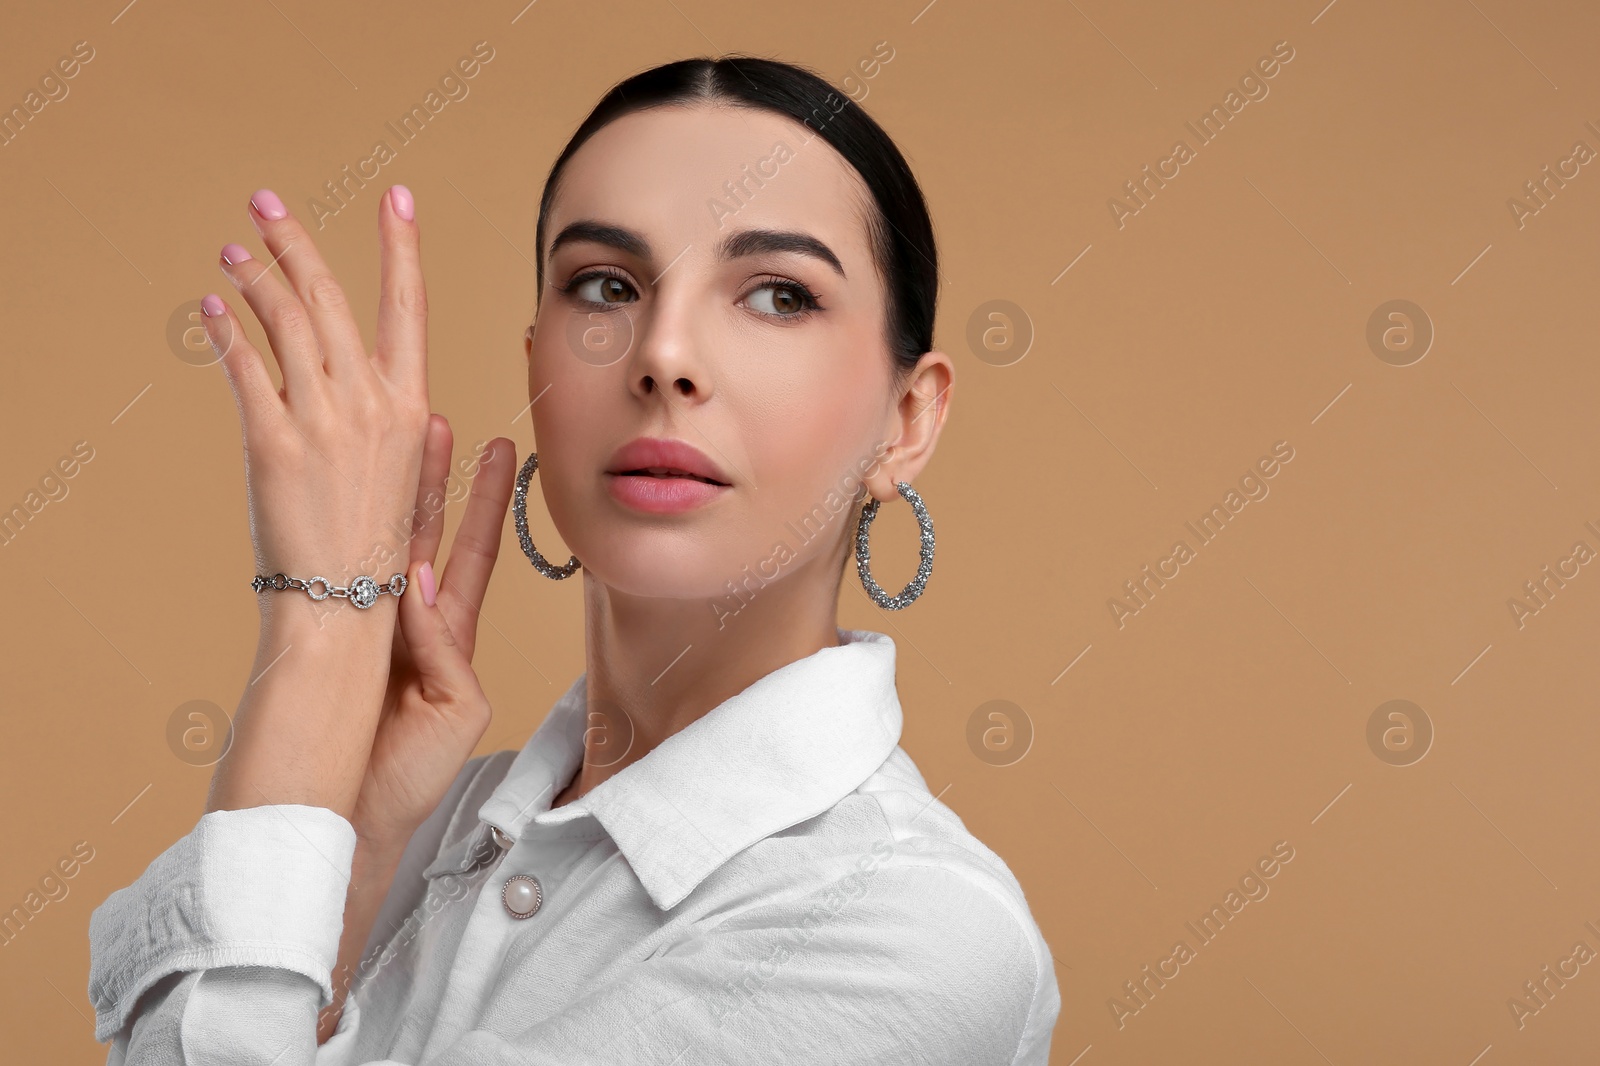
[
  {"xmin": 256, "ymin": 577, "xmax": 404, "ymax": 641},
  {"xmin": 349, "ymin": 810, "xmax": 421, "ymax": 865},
  {"xmin": 249, "ymin": 565, "xmax": 410, "ymax": 623}
]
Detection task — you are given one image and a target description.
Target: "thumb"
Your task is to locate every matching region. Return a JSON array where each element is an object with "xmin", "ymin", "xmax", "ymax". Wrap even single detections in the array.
[{"xmin": 398, "ymin": 559, "xmax": 474, "ymax": 702}]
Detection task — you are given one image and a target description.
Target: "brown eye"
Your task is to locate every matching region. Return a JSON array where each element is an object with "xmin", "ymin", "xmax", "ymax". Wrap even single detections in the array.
[
  {"xmin": 745, "ymin": 281, "xmax": 819, "ymax": 317},
  {"xmin": 569, "ymin": 273, "xmax": 637, "ymax": 305}
]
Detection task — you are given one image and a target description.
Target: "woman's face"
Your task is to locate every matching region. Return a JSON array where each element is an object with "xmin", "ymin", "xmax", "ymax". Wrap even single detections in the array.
[{"xmin": 526, "ymin": 103, "xmax": 916, "ymax": 600}]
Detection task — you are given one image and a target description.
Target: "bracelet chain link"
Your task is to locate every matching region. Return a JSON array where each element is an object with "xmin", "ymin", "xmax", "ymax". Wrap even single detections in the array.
[{"xmin": 249, "ymin": 571, "xmax": 408, "ymax": 610}]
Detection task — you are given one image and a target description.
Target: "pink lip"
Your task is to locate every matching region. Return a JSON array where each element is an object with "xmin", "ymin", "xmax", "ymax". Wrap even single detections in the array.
[{"xmin": 605, "ymin": 436, "xmax": 732, "ymax": 514}]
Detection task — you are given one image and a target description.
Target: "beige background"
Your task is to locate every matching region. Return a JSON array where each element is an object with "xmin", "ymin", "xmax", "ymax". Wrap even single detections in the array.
[{"xmin": 4, "ymin": 0, "xmax": 1599, "ymax": 1061}]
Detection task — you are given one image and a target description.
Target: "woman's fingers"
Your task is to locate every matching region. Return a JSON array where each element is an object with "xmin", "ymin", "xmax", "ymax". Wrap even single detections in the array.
[
  {"xmin": 435, "ymin": 437, "xmax": 516, "ymax": 661},
  {"xmin": 397, "ymin": 559, "xmax": 490, "ymax": 733},
  {"xmin": 201, "ymin": 292, "xmax": 287, "ymax": 425},
  {"xmin": 408, "ymin": 414, "xmax": 455, "ymax": 568},
  {"xmin": 374, "ymin": 185, "xmax": 427, "ymax": 393},
  {"xmin": 216, "ymin": 241, "xmax": 327, "ymax": 401},
  {"xmin": 245, "ymin": 188, "xmax": 372, "ymax": 382}
]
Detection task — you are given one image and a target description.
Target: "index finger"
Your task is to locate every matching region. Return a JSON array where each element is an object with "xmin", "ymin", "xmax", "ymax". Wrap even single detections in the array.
[{"xmin": 374, "ymin": 185, "xmax": 428, "ymax": 392}]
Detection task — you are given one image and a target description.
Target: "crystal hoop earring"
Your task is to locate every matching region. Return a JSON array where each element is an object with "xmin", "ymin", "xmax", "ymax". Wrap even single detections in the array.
[
  {"xmin": 854, "ymin": 481, "xmax": 935, "ymax": 610},
  {"xmin": 511, "ymin": 450, "xmax": 581, "ymax": 580}
]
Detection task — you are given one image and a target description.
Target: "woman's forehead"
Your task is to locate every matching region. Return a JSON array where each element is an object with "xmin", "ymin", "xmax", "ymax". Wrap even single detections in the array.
[{"xmin": 547, "ymin": 104, "xmax": 876, "ymax": 268}]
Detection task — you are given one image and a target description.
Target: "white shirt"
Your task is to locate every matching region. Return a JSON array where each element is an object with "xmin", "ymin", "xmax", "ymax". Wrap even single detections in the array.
[{"xmin": 88, "ymin": 627, "xmax": 1060, "ymax": 1064}]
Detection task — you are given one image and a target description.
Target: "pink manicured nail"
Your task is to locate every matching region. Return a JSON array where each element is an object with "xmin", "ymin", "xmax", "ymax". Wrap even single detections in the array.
[
  {"xmin": 249, "ymin": 188, "xmax": 287, "ymax": 220},
  {"xmin": 201, "ymin": 294, "xmax": 226, "ymax": 318},
  {"xmin": 418, "ymin": 560, "xmax": 437, "ymax": 607},
  {"xmin": 220, "ymin": 243, "xmax": 253, "ymax": 265},
  {"xmin": 389, "ymin": 185, "xmax": 414, "ymax": 221}
]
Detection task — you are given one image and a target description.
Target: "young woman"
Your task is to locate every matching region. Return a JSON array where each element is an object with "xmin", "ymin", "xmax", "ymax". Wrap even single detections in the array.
[{"xmin": 88, "ymin": 56, "xmax": 1060, "ymax": 1064}]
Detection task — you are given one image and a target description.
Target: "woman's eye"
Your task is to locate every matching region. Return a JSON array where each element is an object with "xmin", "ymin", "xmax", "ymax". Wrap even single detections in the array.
[
  {"xmin": 569, "ymin": 274, "xmax": 635, "ymax": 305},
  {"xmin": 744, "ymin": 282, "xmax": 816, "ymax": 317}
]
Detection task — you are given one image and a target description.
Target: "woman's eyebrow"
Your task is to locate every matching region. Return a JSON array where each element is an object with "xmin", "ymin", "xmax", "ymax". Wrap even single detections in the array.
[
  {"xmin": 716, "ymin": 228, "xmax": 847, "ymax": 280},
  {"xmin": 548, "ymin": 220, "xmax": 652, "ymax": 262},
  {"xmin": 547, "ymin": 220, "xmax": 847, "ymax": 281}
]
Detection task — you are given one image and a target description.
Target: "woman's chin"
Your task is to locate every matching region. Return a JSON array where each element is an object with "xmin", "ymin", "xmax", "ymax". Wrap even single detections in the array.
[{"xmin": 578, "ymin": 546, "xmax": 744, "ymax": 604}]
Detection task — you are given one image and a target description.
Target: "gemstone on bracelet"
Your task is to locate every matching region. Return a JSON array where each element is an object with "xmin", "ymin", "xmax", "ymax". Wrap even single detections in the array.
[{"xmin": 348, "ymin": 575, "xmax": 380, "ymax": 609}]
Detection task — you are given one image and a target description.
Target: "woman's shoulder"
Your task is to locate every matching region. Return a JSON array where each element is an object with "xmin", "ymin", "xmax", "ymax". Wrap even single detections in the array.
[
  {"xmin": 855, "ymin": 745, "xmax": 1043, "ymax": 908},
  {"xmin": 705, "ymin": 743, "xmax": 1061, "ymax": 1061},
  {"xmin": 730, "ymin": 740, "xmax": 1056, "ymax": 959}
]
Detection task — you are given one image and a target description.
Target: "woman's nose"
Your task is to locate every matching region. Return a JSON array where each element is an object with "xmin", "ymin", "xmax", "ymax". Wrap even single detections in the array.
[{"xmin": 627, "ymin": 283, "xmax": 711, "ymax": 402}]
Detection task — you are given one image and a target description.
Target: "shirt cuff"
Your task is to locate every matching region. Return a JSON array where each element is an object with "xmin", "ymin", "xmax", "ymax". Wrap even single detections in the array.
[{"xmin": 88, "ymin": 803, "xmax": 356, "ymax": 1043}]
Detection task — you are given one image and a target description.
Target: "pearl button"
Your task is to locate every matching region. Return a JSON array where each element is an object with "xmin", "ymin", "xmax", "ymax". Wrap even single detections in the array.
[
  {"xmin": 490, "ymin": 825, "xmax": 513, "ymax": 851},
  {"xmin": 502, "ymin": 873, "xmax": 543, "ymax": 919}
]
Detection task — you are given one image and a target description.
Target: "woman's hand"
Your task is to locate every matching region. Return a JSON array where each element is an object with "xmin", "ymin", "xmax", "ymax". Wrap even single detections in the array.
[
  {"xmin": 203, "ymin": 185, "xmax": 435, "ymax": 818},
  {"xmin": 200, "ymin": 184, "xmax": 520, "ymax": 1041},
  {"xmin": 209, "ymin": 186, "xmax": 432, "ymax": 612},
  {"xmin": 352, "ymin": 422, "xmax": 518, "ymax": 851}
]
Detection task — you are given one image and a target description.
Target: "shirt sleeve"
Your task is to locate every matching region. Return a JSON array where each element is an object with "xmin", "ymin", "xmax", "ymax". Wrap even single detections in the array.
[{"xmin": 87, "ymin": 804, "xmax": 357, "ymax": 1051}]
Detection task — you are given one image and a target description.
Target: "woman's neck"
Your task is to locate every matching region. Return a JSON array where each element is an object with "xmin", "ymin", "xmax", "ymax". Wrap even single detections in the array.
[{"xmin": 549, "ymin": 552, "xmax": 845, "ymax": 810}]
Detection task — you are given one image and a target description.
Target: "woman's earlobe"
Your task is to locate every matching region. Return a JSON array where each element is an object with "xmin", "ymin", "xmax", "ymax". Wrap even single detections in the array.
[{"xmin": 861, "ymin": 467, "xmax": 898, "ymax": 505}]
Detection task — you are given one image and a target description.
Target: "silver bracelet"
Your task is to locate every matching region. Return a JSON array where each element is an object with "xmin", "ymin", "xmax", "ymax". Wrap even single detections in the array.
[{"xmin": 250, "ymin": 571, "xmax": 407, "ymax": 610}]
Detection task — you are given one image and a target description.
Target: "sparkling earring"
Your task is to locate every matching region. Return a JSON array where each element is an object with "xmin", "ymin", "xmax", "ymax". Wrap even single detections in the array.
[
  {"xmin": 854, "ymin": 481, "xmax": 935, "ymax": 610},
  {"xmin": 511, "ymin": 450, "xmax": 581, "ymax": 580}
]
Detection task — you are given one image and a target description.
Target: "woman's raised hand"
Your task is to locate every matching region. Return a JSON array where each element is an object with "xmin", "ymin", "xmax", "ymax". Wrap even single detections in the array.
[
  {"xmin": 200, "ymin": 185, "xmax": 508, "ymax": 824},
  {"xmin": 205, "ymin": 187, "xmax": 431, "ymax": 597},
  {"xmin": 200, "ymin": 189, "xmax": 520, "ymax": 1041}
]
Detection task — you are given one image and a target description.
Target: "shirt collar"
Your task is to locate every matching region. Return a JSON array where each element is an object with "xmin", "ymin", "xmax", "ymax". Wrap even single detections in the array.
[{"xmin": 475, "ymin": 626, "xmax": 903, "ymax": 911}]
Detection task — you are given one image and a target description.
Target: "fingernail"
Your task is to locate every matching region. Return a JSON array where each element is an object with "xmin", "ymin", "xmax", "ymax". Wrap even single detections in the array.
[
  {"xmin": 201, "ymin": 294, "xmax": 226, "ymax": 318},
  {"xmin": 389, "ymin": 185, "xmax": 414, "ymax": 221},
  {"xmin": 220, "ymin": 243, "xmax": 253, "ymax": 265},
  {"xmin": 419, "ymin": 560, "xmax": 437, "ymax": 607},
  {"xmin": 250, "ymin": 188, "xmax": 287, "ymax": 220}
]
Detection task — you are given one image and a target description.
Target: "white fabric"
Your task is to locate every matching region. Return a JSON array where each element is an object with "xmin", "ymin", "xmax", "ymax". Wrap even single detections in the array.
[{"xmin": 88, "ymin": 627, "xmax": 1060, "ymax": 1064}]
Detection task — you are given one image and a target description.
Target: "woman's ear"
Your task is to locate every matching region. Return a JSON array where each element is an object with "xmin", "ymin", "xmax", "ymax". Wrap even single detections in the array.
[
  {"xmin": 524, "ymin": 324, "xmax": 535, "ymax": 364},
  {"xmin": 863, "ymin": 350, "xmax": 954, "ymax": 503}
]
